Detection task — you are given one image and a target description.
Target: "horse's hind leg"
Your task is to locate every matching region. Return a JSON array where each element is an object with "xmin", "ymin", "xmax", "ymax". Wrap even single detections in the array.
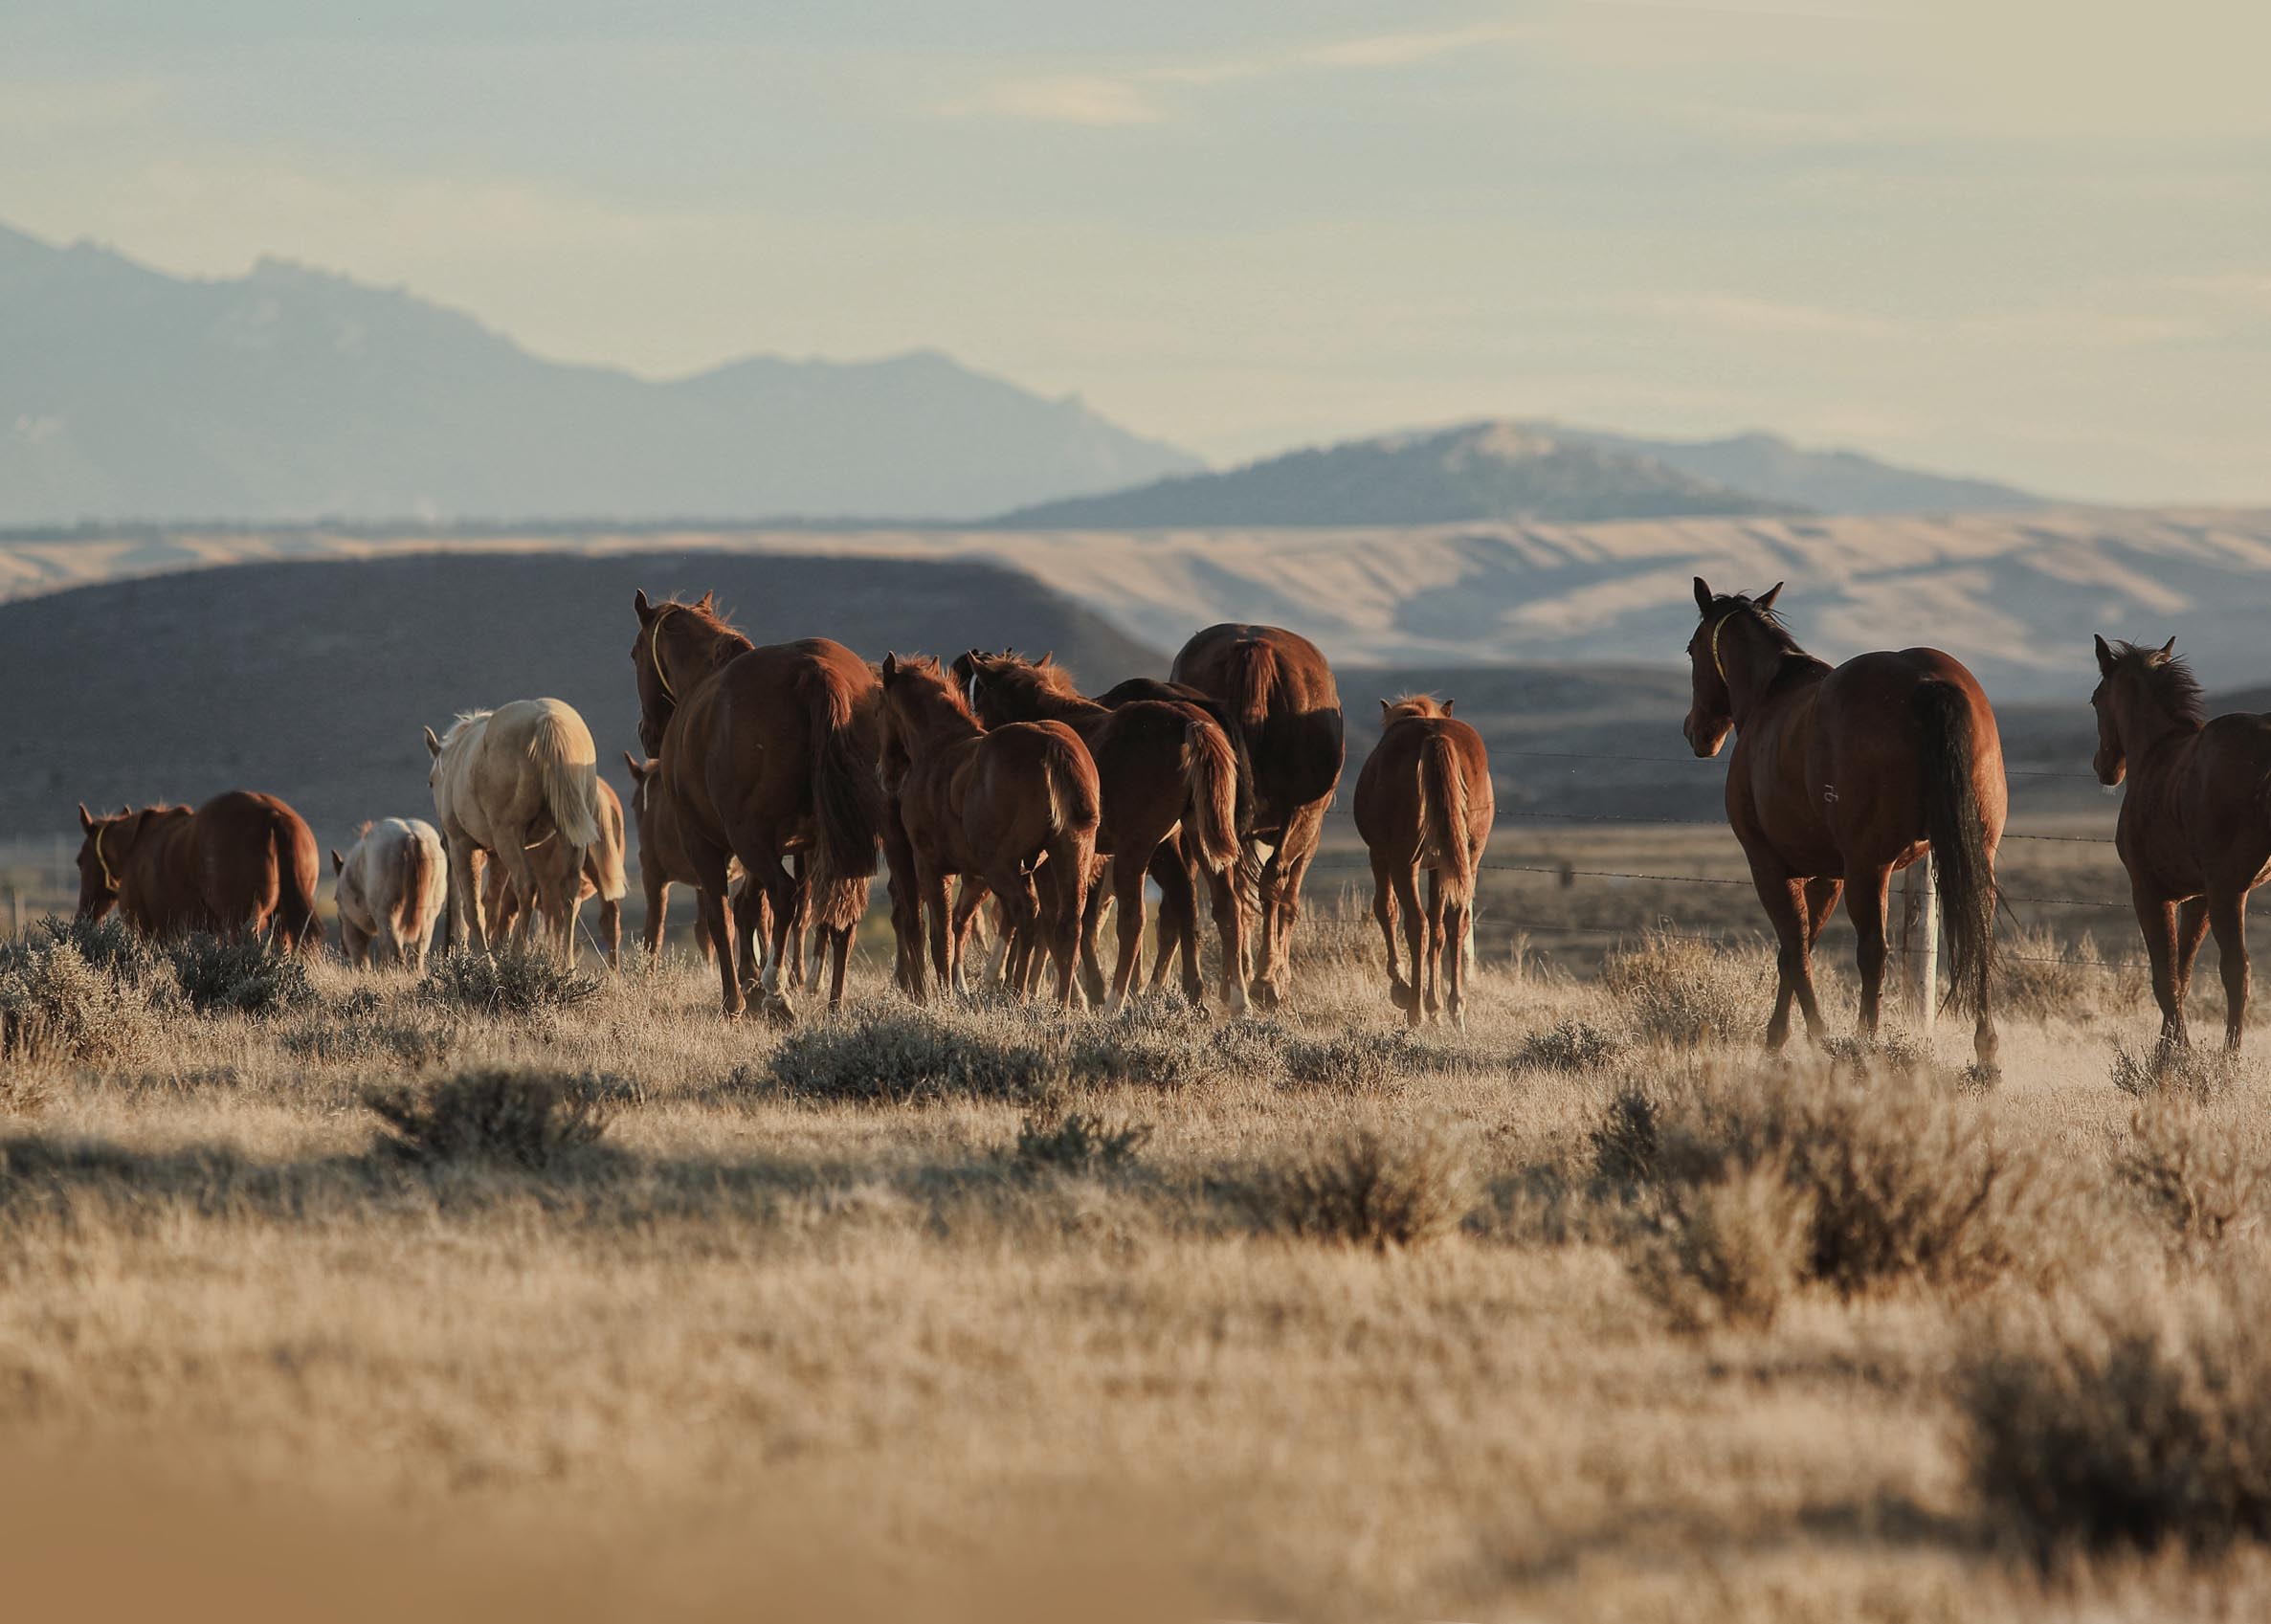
[
  {"xmin": 2210, "ymin": 887, "xmax": 2252, "ymax": 1051},
  {"xmin": 1076, "ymin": 866, "xmax": 1108, "ymax": 1006},
  {"xmin": 1258, "ymin": 800, "xmax": 1327, "ymax": 1009},
  {"xmin": 447, "ymin": 836, "xmax": 489, "ymax": 956},
  {"xmin": 1147, "ymin": 839, "xmax": 1201, "ymax": 1000},
  {"xmin": 1202, "ymin": 856, "xmax": 1248, "ymax": 1016},
  {"xmin": 1391, "ymin": 862, "xmax": 1426, "ymax": 1030},
  {"xmin": 1422, "ymin": 867, "xmax": 1448, "ymax": 1025},
  {"xmin": 1105, "ymin": 848, "xmax": 1150, "ymax": 1010},
  {"xmin": 1844, "ymin": 864, "xmax": 1893, "ymax": 1039},
  {"xmin": 1443, "ymin": 875, "xmax": 1473, "ymax": 1032},
  {"xmin": 1371, "ymin": 852, "xmax": 1409, "ymax": 1013}
]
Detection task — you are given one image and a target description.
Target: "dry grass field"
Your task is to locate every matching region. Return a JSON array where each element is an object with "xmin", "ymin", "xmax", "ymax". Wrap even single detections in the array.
[{"xmin": 7, "ymin": 861, "xmax": 2271, "ymax": 1621}]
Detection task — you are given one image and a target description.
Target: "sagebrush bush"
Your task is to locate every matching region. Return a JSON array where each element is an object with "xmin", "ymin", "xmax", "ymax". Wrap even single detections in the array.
[
  {"xmin": 1958, "ymin": 1273, "xmax": 2271, "ymax": 1568},
  {"xmin": 768, "ymin": 1009, "xmax": 1053, "ymax": 1101},
  {"xmin": 167, "ymin": 932, "xmax": 316, "ymax": 1015},
  {"xmin": 0, "ymin": 926, "xmax": 169, "ymax": 1063},
  {"xmin": 1263, "ymin": 1121, "xmax": 1477, "ymax": 1250},
  {"xmin": 2111, "ymin": 1095, "xmax": 2268, "ymax": 1246},
  {"xmin": 1010, "ymin": 1109, "xmax": 1152, "ymax": 1179},
  {"xmin": 2110, "ymin": 1037, "xmax": 2246, "ymax": 1102},
  {"xmin": 1280, "ymin": 1030, "xmax": 1438, "ymax": 1093},
  {"xmin": 1516, "ymin": 1017, "xmax": 1625, "ymax": 1074},
  {"xmin": 365, "ymin": 1067, "xmax": 613, "ymax": 1168},
  {"xmin": 1061, "ymin": 1001, "xmax": 1260, "ymax": 1090},
  {"xmin": 1605, "ymin": 1058, "xmax": 2085, "ymax": 1301},
  {"xmin": 282, "ymin": 988, "xmax": 456, "ymax": 1068},
  {"xmin": 420, "ymin": 945, "xmax": 600, "ymax": 1017},
  {"xmin": 1602, "ymin": 930, "xmax": 1772, "ymax": 1045},
  {"xmin": 1634, "ymin": 1157, "xmax": 1814, "ymax": 1332}
]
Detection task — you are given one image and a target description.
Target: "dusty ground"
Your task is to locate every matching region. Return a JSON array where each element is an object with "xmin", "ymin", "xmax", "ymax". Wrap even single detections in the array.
[{"xmin": 4, "ymin": 897, "xmax": 2269, "ymax": 1621}]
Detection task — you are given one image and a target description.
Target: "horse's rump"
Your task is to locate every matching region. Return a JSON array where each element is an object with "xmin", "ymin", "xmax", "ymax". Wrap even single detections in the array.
[
  {"xmin": 806, "ymin": 659, "xmax": 885, "ymax": 930},
  {"xmin": 528, "ymin": 707, "xmax": 602, "ymax": 851},
  {"xmin": 1912, "ymin": 679, "xmax": 1997, "ymax": 1014}
]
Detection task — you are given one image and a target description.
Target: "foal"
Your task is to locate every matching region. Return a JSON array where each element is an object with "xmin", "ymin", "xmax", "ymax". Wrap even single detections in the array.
[
  {"xmin": 1354, "ymin": 696, "xmax": 1495, "ymax": 1028},
  {"xmin": 879, "ymin": 655, "xmax": 1100, "ymax": 1008},
  {"xmin": 2092, "ymin": 635, "xmax": 2271, "ymax": 1051}
]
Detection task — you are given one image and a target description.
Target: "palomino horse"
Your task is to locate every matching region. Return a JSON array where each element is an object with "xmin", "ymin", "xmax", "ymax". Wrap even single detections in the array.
[
  {"xmin": 630, "ymin": 590, "xmax": 884, "ymax": 1017},
  {"xmin": 331, "ymin": 817, "xmax": 447, "ymax": 969},
  {"xmin": 2091, "ymin": 635, "xmax": 2271, "ymax": 1051},
  {"xmin": 879, "ymin": 655, "xmax": 1100, "ymax": 1008},
  {"xmin": 424, "ymin": 698, "xmax": 607, "ymax": 965},
  {"xmin": 1354, "ymin": 696, "xmax": 1496, "ymax": 1028},
  {"xmin": 481, "ymin": 777, "xmax": 630, "ymax": 968},
  {"xmin": 1169, "ymin": 623, "xmax": 1344, "ymax": 1008},
  {"xmin": 75, "ymin": 791, "xmax": 323, "ymax": 951},
  {"xmin": 1683, "ymin": 579, "xmax": 2006, "ymax": 1069},
  {"xmin": 956, "ymin": 650, "xmax": 1246, "ymax": 1012}
]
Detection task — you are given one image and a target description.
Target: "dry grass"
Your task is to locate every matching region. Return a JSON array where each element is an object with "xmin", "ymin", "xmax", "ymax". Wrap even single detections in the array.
[{"xmin": 4, "ymin": 910, "xmax": 2270, "ymax": 1619}]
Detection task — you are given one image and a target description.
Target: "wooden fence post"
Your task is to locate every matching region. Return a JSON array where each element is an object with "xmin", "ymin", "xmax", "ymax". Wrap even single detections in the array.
[{"xmin": 1901, "ymin": 856, "xmax": 1939, "ymax": 1031}]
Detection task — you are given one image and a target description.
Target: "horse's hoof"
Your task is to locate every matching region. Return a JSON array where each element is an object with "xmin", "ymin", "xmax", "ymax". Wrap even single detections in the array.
[
  {"xmin": 763, "ymin": 991, "xmax": 797, "ymax": 1027},
  {"xmin": 1388, "ymin": 981, "xmax": 1418, "ymax": 1012}
]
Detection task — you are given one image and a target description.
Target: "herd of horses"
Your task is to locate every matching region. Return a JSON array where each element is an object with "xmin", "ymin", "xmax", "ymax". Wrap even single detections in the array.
[{"xmin": 61, "ymin": 579, "xmax": 2271, "ymax": 1060}]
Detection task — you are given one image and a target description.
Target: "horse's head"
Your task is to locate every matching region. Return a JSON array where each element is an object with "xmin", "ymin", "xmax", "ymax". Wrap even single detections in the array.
[
  {"xmin": 956, "ymin": 648, "xmax": 1059, "ymax": 726},
  {"xmin": 1381, "ymin": 695, "xmax": 1448, "ymax": 725},
  {"xmin": 73, "ymin": 801, "xmax": 134, "ymax": 920},
  {"xmin": 1682, "ymin": 576, "xmax": 1781, "ymax": 758},
  {"xmin": 631, "ymin": 589, "xmax": 734, "ymax": 756},
  {"xmin": 2090, "ymin": 633, "xmax": 2187, "ymax": 787}
]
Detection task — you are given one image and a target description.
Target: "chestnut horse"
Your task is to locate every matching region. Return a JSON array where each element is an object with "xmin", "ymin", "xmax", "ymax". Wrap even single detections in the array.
[
  {"xmin": 481, "ymin": 777, "xmax": 630, "ymax": 968},
  {"xmin": 1354, "ymin": 696, "xmax": 1496, "ymax": 1028},
  {"xmin": 631, "ymin": 590, "xmax": 883, "ymax": 1017},
  {"xmin": 75, "ymin": 791, "xmax": 323, "ymax": 951},
  {"xmin": 879, "ymin": 655, "xmax": 1100, "ymax": 1008},
  {"xmin": 956, "ymin": 650, "xmax": 1247, "ymax": 1012},
  {"xmin": 1169, "ymin": 624, "xmax": 1344, "ymax": 1008},
  {"xmin": 2091, "ymin": 635, "xmax": 2271, "ymax": 1051},
  {"xmin": 1683, "ymin": 579, "xmax": 2006, "ymax": 1069},
  {"xmin": 332, "ymin": 817, "xmax": 447, "ymax": 969},
  {"xmin": 620, "ymin": 751, "xmax": 790, "ymax": 971}
]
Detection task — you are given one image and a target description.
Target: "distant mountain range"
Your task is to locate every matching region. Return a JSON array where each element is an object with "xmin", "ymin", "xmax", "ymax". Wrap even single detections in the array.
[
  {"xmin": 0, "ymin": 220, "xmax": 1199, "ymax": 525},
  {"xmin": 994, "ymin": 419, "xmax": 2044, "ymax": 527}
]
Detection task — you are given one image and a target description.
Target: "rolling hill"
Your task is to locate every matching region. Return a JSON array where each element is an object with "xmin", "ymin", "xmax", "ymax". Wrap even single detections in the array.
[
  {"xmin": 0, "ymin": 220, "xmax": 1199, "ymax": 525},
  {"xmin": 993, "ymin": 421, "xmax": 1793, "ymax": 527},
  {"xmin": 0, "ymin": 551, "xmax": 1160, "ymax": 846},
  {"xmin": 1547, "ymin": 425, "xmax": 2041, "ymax": 514}
]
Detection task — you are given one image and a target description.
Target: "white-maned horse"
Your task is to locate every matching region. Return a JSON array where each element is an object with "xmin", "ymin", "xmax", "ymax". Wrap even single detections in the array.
[
  {"xmin": 423, "ymin": 698, "xmax": 605, "ymax": 964},
  {"xmin": 331, "ymin": 817, "xmax": 449, "ymax": 970},
  {"xmin": 480, "ymin": 777, "xmax": 632, "ymax": 967}
]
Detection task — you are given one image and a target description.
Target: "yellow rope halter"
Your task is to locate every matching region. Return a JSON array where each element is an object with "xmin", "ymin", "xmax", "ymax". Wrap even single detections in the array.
[
  {"xmin": 91, "ymin": 820, "xmax": 120, "ymax": 892},
  {"xmin": 649, "ymin": 607, "xmax": 678, "ymax": 702},
  {"xmin": 1707, "ymin": 610, "xmax": 1732, "ymax": 681}
]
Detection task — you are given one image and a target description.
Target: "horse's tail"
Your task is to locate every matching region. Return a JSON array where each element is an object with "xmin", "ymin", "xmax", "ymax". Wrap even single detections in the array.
[
  {"xmin": 1042, "ymin": 733, "xmax": 1102, "ymax": 845},
  {"xmin": 590, "ymin": 783, "xmax": 629, "ymax": 902},
  {"xmin": 1416, "ymin": 728, "xmax": 1472, "ymax": 895},
  {"xmin": 808, "ymin": 673, "xmax": 883, "ymax": 931},
  {"xmin": 1225, "ymin": 637, "xmax": 1276, "ymax": 740},
  {"xmin": 1183, "ymin": 717, "xmax": 1243, "ymax": 876},
  {"xmin": 531, "ymin": 711, "xmax": 602, "ymax": 851},
  {"xmin": 1914, "ymin": 680, "xmax": 1997, "ymax": 1015},
  {"xmin": 274, "ymin": 812, "xmax": 323, "ymax": 956},
  {"xmin": 398, "ymin": 830, "xmax": 440, "ymax": 956}
]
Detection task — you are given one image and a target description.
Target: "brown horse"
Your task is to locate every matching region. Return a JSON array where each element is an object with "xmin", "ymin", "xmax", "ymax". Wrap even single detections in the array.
[
  {"xmin": 631, "ymin": 590, "xmax": 884, "ymax": 1017},
  {"xmin": 75, "ymin": 791, "xmax": 323, "ymax": 951},
  {"xmin": 956, "ymin": 650, "xmax": 1247, "ymax": 1012},
  {"xmin": 1354, "ymin": 696, "xmax": 1496, "ymax": 1028},
  {"xmin": 2092, "ymin": 635, "xmax": 2271, "ymax": 1051},
  {"xmin": 1683, "ymin": 579, "xmax": 2006, "ymax": 1069},
  {"xmin": 879, "ymin": 655, "xmax": 1100, "ymax": 1008},
  {"xmin": 482, "ymin": 777, "xmax": 629, "ymax": 968},
  {"xmin": 621, "ymin": 750, "xmax": 798, "ymax": 972},
  {"xmin": 1169, "ymin": 624, "xmax": 1345, "ymax": 1008}
]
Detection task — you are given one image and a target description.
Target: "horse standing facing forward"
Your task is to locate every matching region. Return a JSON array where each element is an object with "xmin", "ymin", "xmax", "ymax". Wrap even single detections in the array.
[
  {"xmin": 1169, "ymin": 623, "xmax": 1344, "ymax": 1009},
  {"xmin": 1683, "ymin": 579, "xmax": 2006, "ymax": 1070},
  {"xmin": 1355, "ymin": 696, "xmax": 1495, "ymax": 1029},
  {"xmin": 2091, "ymin": 635, "xmax": 2271, "ymax": 1051},
  {"xmin": 956, "ymin": 650, "xmax": 1247, "ymax": 1013},
  {"xmin": 424, "ymin": 698, "xmax": 606, "ymax": 966},
  {"xmin": 879, "ymin": 655, "xmax": 1100, "ymax": 1008},
  {"xmin": 332, "ymin": 817, "xmax": 447, "ymax": 969},
  {"xmin": 75, "ymin": 791, "xmax": 323, "ymax": 951}
]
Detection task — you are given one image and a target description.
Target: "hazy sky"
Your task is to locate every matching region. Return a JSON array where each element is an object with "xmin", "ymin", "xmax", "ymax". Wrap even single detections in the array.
[{"xmin": 4, "ymin": 1, "xmax": 2265, "ymax": 501}]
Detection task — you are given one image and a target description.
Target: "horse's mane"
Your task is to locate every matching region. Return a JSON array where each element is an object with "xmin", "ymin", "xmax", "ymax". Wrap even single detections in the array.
[
  {"xmin": 986, "ymin": 651, "xmax": 1081, "ymax": 699},
  {"xmin": 659, "ymin": 594, "xmax": 754, "ymax": 656},
  {"xmin": 2110, "ymin": 640, "xmax": 2206, "ymax": 724},
  {"xmin": 886, "ymin": 656, "xmax": 977, "ymax": 722},
  {"xmin": 1717, "ymin": 596, "xmax": 1803, "ymax": 656},
  {"xmin": 1386, "ymin": 693, "xmax": 1445, "ymax": 720}
]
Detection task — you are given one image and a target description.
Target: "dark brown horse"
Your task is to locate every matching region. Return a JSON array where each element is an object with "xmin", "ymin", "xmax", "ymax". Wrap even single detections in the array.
[
  {"xmin": 2092, "ymin": 635, "xmax": 2271, "ymax": 1050},
  {"xmin": 956, "ymin": 650, "xmax": 1247, "ymax": 1012},
  {"xmin": 1354, "ymin": 696, "xmax": 1495, "ymax": 1028},
  {"xmin": 879, "ymin": 655, "xmax": 1100, "ymax": 1008},
  {"xmin": 75, "ymin": 791, "xmax": 323, "ymax": 951},
  {"xmin": 621, "ymin": 750, "xmax": 799, "ymax": 972},
  {"xmin": 631, "ymin": 590, "xmax": 884, "ymax": 1017},
  {"xmin": 1169, "ymin": 624, "xmax": 1345, "ymax": 1008},
  {"xmin": 1683, "ymin": 579, "xmax": 2006, "ymax": 1068}
]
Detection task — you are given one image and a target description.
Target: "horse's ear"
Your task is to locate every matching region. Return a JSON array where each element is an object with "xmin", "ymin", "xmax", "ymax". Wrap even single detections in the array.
[
  {"xmin": 1036, "ymin": 651, "xmax": 1054, "ymax": 667},
  {"xmin": 1442, "ymin": 698, "xmax": 1455, "ymax": 716},
  {"xmin": 1755, "ymin": 581, "xmax": 1784, "ymax": 612},
  {"xmin": 2160, "ymin": 635, "xmax": 2177, "ymax": 657},
  {"xmin": 634, "ymin": 588, "xmax": 655, "ymax": 624},
  {"xmin": 77, "ymin": 801, "xmax": 94, "ymax": 834},
  {"xmin": 695, "ymin": 590, "xmax": 716, "ymax": 612},
  {"xmin": 1693, "ymin": 576, "xmax": 1713, "ymax": 613},
  {"xmin": 881, "ymin": 653, "xmax": 899, "ymax": 681},
  {"xmin": 2094, "ymin": 634, "xmax": 2118, "ymax": 677},
  {"xmin": 423, "ymin": 725, "xmax": 442, "ymax": 758},
  {"xmin": 1379, "ymin": 698, "xmax": 1392, "ymax": 717},
  {"xmin": 622, "ymin": 749, "xmax": 646, "ymax": 781},
  {"xmin": 331, "ymin": 849, "xmax": 345, "ymax": 876}
]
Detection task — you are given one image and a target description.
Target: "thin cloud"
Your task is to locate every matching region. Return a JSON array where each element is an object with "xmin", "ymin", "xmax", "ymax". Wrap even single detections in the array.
[{"xmin": 940, "ymin": 20, "xmax": 1529, "ymax": 125}]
